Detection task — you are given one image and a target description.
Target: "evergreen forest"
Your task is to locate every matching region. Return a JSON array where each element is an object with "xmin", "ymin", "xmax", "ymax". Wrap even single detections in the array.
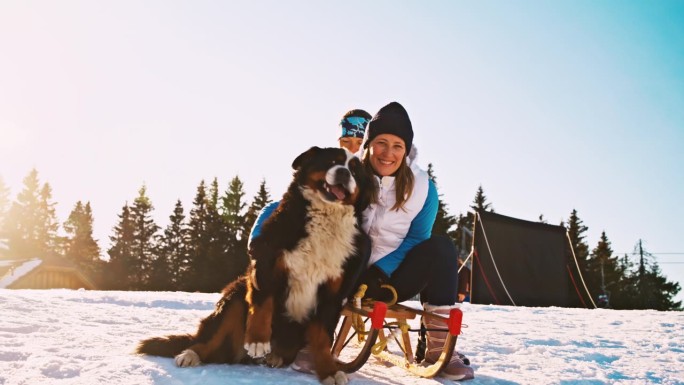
[{"xmin": 0, "ymin": 167, "xmax": 680, "ymax": 311}]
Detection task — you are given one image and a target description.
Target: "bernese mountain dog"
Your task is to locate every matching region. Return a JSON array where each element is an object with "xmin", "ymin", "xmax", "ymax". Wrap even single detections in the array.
[{"xmin": 137, "ymin": 146, "xmax": 372, "ymax": 385}]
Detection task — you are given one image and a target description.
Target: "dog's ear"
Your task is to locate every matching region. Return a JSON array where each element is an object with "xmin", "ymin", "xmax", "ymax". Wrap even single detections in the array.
[
  {"xmin": 350, "ymin": 157, "xmax": 374, "ymax": 213},
  {"xmin": 292, "ymin": 146, "xmax": 321, "ymax": 170}
]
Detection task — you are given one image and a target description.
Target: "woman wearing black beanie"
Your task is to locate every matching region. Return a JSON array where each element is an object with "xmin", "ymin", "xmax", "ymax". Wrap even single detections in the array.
[{"xmin": 356, "ymin": 101, "xmax": 474, "ymax": 381}]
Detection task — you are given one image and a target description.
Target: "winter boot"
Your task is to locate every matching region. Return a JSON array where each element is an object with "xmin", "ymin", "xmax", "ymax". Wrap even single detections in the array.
[{"xmin": 423, "ymin": 303, "xmax": 474, "ymax": 381}]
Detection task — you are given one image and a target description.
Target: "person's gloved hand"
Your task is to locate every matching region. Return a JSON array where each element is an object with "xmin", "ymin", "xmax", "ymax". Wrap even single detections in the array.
[{"xmin": 359, "ymin": 265, "xmax": 394, "ymax": 302}]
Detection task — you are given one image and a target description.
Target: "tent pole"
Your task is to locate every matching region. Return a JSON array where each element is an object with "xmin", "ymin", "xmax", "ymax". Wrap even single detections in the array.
[{"xmin": 565, "ymin": 231, "xmax": 597, "ymax": 308}]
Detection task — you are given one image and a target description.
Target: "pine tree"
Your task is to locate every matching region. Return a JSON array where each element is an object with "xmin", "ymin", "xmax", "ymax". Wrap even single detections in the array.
[
  {"xmin": 151, "ymin": 200, "xmax": 190, "ymax": 290},
  {"xmin": 564, "ymin": 209, "xmax": 591, "ymax": 307},
  {"xmin": 613, "ymin": 253, "xmax": 639, "ymax": 307},
  {"xmin": 106, "ymin": 203, "xmax": 136, "ymax": 290},
  {"xmin": 621, "ymin": 240, "xmax": 682, "ymax": 310},
  {"xmin": 454, "ymin": 185, "xmax": 494, "ymax": 256},
  {"xmin": 185, "ymin": 180, "xmax": 207, "ymax": 291},
  {"xmin": 4, "ymin": 169, "xmax": 60, "ymax": 259},
  {"xmin": 38, "ymin": 183, "xmax": 62, "ymax": 255},
  {"xmin": 186, "ymin": 180, "xmax": 224, "ymax": 292},
  {"xmin": 222, "ymin": 176, "xmax": 247, "ymax": 240},
  {"xmin": 0, "ymin": 176, "xmax": 10, "ymax": 255},
  {"xmin": 586, "ymin": 231, "xmax": 625, "ymax": 308},
  {"xmin": 426, "ymin": 164, "xmax": 457, "ymax": 240},
  {"xmin": 63, "ymin": 201, "xmax": 102, "ymax": 281},
  {"xmin": 639, "ymin": 264, "xmax": 682, "ymax": 310},
  {"xmin": 200, "ymin": 178, "xmax": 231, "ymax": 291},
  {"xmin": 4, "ymin": 169, "xmax": 41, "ymax": 258},
  {"xmin": 129, "ymin": 185, "xmax": 160, "ymax": 290},
  {"xmin": 471, "ymin": 185, "xmax": 494, "ymax": 213},
  {"xmin": 244, "ymin": 179, "xmax": 272, "ymax": 238},
  {"xmin": 565, "ymin": 209, "xmax": 590, "ymax": 274},
  {"xmin": 222, "ymin": 175, "xmax": 250, "ymax": 282}
]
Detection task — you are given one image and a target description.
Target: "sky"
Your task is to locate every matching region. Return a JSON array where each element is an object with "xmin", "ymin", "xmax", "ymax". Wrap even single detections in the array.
[
  {"xmin": 1, "ymin": 288, "xmax": 683, "ymax": 385},
  {"xmin": 1, "ymin": 1, "xmax": 683, "ymax": 302}
]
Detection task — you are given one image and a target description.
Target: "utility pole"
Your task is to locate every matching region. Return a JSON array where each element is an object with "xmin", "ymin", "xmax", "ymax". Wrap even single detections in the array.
[
  {"xmin": 638, "ymin": 239, "xmax": 646, "ymax": 278},
  {"xmin": 598, "ymin": 259, "xmax": 609, "ymax": 308}
]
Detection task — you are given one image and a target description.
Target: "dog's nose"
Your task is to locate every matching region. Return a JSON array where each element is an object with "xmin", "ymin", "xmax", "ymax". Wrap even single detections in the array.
[{"xmin": 334, "ymin": 167, "xmax": 351, "ymax": 185}]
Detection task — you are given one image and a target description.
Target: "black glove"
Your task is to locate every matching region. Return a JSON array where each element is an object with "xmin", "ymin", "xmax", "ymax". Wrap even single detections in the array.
[{"xmin": 359, "ymin": 265, "xmax": 393, "ymax": 302}]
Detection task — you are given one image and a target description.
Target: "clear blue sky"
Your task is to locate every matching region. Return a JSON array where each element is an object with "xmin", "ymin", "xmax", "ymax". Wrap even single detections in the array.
[{"xmin": 1, "ymin": 1, "xmax": 683, "ymax": 302}]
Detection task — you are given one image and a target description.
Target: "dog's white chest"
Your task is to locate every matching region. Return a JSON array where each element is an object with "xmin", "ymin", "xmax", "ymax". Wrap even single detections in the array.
[{"xmin": 282, "ymin": 206, "xmax": 357, "ymax": 322}]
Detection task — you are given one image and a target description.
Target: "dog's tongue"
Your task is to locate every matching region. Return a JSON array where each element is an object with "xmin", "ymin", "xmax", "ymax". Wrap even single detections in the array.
[{"xmin": 329, "ymin": 185, "xmax": 346, "ymax": 200}]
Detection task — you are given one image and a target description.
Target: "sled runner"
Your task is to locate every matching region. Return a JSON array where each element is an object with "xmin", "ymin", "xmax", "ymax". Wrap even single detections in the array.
[{"xmin": 332, "ymin": 291, "xmax": 463, "ymax": 378}]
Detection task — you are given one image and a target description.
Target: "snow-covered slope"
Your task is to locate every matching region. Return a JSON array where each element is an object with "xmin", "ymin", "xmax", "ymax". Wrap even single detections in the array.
[{"xmin": 0, "ymin": 289, "xmax": 682, "ymax": 385}]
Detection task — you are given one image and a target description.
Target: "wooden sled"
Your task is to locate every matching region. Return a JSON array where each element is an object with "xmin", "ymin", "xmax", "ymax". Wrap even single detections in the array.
[{"xmin": 332, "ymin": 300, "xmax": 463, "ymax": 378}]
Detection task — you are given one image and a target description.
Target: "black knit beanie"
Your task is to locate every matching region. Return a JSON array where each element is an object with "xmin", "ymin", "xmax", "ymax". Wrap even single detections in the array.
[{"xmin": 364, "ymin": 102, "xmax": 413, "ymax": 151}]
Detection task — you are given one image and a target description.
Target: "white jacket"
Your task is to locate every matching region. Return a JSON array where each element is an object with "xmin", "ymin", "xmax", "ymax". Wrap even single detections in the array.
[{"xmin": 361, "ymin": 147, "xmax": 438, "ymax": 276}]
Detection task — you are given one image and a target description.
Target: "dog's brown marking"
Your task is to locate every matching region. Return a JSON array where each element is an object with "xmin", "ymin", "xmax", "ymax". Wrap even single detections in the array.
[
  {"xmin": 326, "ymin": 276, "xmax": 343, "ymax": 295},
  {"xmin": 246, "ymin": 267, "xmax": 256, "ymax": 305},
  {"xmin": 274, "ymin": 255, "xmax": 290, "ymax": 282},
  {"xmin": 306, "ymin": 322, "xmax": 337, "ymax": 381},
  {"xmin": 306, "ymin": 170, "xmax": 327, "ymax": 190},
  {"xmin": 245, "ymin": 296, "xmax": 274, "ymax": 345},
  {"xmin": 187, "ymin": 298, "xmax": 247, "ymax": 363}
]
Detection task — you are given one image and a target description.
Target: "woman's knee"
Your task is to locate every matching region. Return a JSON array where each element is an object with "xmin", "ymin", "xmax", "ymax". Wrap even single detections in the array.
[{"xmin": 424, "ymin": 235, "xmax": 458, "ymax": 264}]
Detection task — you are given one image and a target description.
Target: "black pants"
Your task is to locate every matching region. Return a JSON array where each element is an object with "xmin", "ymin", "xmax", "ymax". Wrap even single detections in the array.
[{"xmin": 386, "ymin": 235, "xmax": 459, "ymax": 306}]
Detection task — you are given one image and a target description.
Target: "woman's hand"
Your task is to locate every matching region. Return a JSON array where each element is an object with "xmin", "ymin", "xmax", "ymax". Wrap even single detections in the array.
[{"xmin": 360, "ymin": 265, "xmax": 393, "ymax": 302}]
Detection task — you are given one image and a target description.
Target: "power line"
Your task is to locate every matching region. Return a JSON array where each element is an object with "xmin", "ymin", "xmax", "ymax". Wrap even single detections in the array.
[
  {"xmin": 615, "ymin": 252, "xmax": 684, "ymax": 262},
  {"xmin": 618, "ymin": 252, "xmax": 684, "ymax": 255}
]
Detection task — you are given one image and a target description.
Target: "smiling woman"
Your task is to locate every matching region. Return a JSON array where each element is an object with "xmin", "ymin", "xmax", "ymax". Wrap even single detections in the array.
[{"xmin": 356, "ymin": 102, "xmax": 474, "ymax": 381}]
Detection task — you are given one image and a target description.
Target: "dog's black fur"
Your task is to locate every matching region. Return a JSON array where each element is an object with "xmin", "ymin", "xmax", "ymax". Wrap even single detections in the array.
[{"xmin": 137, "ymin": 146, "xmax": 372, "ymax": 384}]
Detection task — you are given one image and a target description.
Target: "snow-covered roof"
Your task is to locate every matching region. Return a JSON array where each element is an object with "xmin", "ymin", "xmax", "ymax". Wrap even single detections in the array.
[{"xmin": 0, "ymin": 258, "xmax": 43, "ymax": 288}]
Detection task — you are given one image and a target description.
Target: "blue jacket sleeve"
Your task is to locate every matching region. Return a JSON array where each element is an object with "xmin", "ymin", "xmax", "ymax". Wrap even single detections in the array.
[
  {"xmin": 375, "ymin": 180, "xmax": 439, "ymax": 277},
  {"xmin": 247, "ymin": 200, "xmax": 279, "ymax": 249}
]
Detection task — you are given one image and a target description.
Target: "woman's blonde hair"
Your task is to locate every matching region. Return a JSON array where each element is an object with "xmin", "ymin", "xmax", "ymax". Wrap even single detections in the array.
[{"xmin": 362, "ymin": 147, "xmax": 414, "ymax": 211}]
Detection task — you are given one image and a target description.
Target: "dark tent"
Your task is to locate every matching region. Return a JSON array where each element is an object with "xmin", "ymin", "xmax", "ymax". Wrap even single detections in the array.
[{"xmin": 469, "ymin": 210, "xmax": 593, "ymax": 308}]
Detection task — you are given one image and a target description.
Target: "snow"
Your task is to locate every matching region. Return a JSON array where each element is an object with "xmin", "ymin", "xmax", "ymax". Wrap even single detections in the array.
[
  {"xmin": 0, "ymin": 289, "xmax": 682, "ymax": 385},
  {"xmin": 0, "ymin": 259, "xmax": 42, "ymax": 289}
]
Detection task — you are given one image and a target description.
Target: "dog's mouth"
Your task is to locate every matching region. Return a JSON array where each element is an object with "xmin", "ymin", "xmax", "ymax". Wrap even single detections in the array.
[{"xmin": 323, "ymin": 182, "xmax": 349, "ymax": 202}]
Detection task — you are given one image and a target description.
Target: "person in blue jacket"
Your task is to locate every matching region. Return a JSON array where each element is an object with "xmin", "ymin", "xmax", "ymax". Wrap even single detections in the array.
[{"xmin": 356, "ymin": 101, "xmax": 474, "ymax": 381}]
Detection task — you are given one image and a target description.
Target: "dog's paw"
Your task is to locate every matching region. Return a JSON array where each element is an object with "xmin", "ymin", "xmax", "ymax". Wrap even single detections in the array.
[
  {"xmin": 264, "ymin": 352, "xmax": 284, "ymax": 368},
  {"xmin": 321, "ymin": 371, "xmax": 348, "ymax": 385},
  {"xmin": 174, "ymin": 349, "xmax": 201, "ymax": 367},
  {"xmin": 244, "ymin": 342, "xmax": 271, "ymax": 358}
]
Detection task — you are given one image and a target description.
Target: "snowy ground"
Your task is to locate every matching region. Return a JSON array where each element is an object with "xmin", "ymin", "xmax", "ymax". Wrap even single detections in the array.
[{"xmin": 0, "ymin": 289, "xmax": 682, "ymax": 385}]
